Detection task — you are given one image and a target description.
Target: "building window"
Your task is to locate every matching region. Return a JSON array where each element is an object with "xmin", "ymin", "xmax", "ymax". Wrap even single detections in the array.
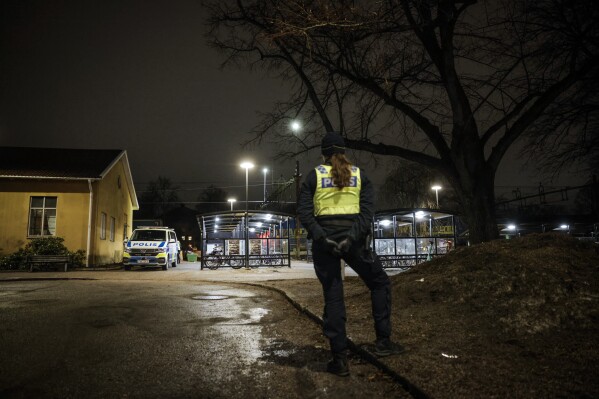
[
  {"xmin": 100, "ymin": 212, "xmax": 107, "ymax": 240},
  {"xmin": 110, "ymin": 217, "xmax": 116, "ymax": 242},
  {"xmin": 28, "ymin": 196, "xmax": 57, "ymax": 236}
]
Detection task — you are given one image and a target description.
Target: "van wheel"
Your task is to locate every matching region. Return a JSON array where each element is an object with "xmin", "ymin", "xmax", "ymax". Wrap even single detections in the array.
[
  {"xmin": 162, "ymin": 262, "xmax": 168, "ymax": 270},
  {"xmin": 171, "ymin": 259, "xmax": 177, "ymax": 268}
]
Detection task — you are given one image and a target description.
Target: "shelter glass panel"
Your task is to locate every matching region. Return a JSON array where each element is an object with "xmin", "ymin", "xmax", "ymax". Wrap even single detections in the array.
[
  {"xmin": 249, "ymin": 239, "xmax": 261, "ymax": 255},
  {"xmin": 396, "ymin": 238, "xmax": 416, "ymax": 255},
  {"xmin": 417, "ymin": 238, "xmax": 435, "ymax": 255},
  {"xmin": 226, "ymin": 240, "xmax": 240, "ymax": 255},
  {"xmin": 395, "ymin": 221, "xmax": 413, "ymax": 237},
  {"xmin": 436, "ymin": 238, "xmax": 454, "ymax": 254},
  {"xmin": 375, "ymin": 239, "xmax": 395, "ymax": 255}
]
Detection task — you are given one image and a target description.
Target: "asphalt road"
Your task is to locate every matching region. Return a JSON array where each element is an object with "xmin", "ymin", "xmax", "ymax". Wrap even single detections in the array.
[{"xmin": 0, "ymin": 265, "xmax": 409, "ymax": 398}]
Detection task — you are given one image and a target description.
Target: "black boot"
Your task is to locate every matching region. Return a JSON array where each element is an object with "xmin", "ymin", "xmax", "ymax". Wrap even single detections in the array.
[
  {"xmin": 326, "ymin": 353, "xmax": 349, "ymax": 377},
  {"xmin": 373, "ymin": 338, "xmax": 405, "ymax": 357}
]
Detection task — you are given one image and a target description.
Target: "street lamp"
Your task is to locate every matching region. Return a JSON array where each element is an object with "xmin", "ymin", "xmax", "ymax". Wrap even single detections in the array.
[
  {"xmin": 227, "ymin": 198, "xmax": 236, "ymax": 211},
  {"xmin": 431, "ymin": 185, "xmax": 442, "ymax": 208},
  {"xmin": 240, "ymin": 162, "xmax": 254, "ymax": 210},
  {"xmin": 240, "ymin": 161, "xmax": 254, "ymax": 267},
  {"xmin": 290, "ymin": 120, "xmax": 301, "ymax": 132},
  {"xmin": 262, "ymin": 167, "xmax": 268, "ymax": 203},
  {"xmin": 290, "ymin": 120, "xmax": 302, "ymax": 259}
]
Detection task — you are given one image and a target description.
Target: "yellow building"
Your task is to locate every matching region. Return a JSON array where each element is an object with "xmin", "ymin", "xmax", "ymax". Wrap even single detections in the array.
[{"xmin": 0, "ymin": 147, "xmax": 139, "ymax": 266}]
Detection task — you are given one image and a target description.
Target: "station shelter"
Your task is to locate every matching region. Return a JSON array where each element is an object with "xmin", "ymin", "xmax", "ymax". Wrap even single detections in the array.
[
  {"xmin": 198, "ymin": 208, "xmax": 459, "ymax": 270},
  {"xmin": 197, "ymin": 210, "xmax": 293, "ymax": 269},
  {"xmin": 372, "ymin": 209, "xmax": 458, "ymax": 269}
]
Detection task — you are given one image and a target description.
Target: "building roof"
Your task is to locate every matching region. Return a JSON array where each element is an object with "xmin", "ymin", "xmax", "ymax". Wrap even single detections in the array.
[
  {"xmin": 0, "ymin": 147, "xmax": 126, "ymax": 179},
  {"xmin": 0, "ymin": 146, "xmax": 139, "ymax": 209}
]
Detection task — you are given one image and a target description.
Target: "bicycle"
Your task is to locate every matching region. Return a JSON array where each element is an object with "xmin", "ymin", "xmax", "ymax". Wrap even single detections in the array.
[
  {"xmin": 205, "ymin": 252, "xmax": 246, "ymax": 270},
  {"xmin": 205, "ymin": 253, "xmax": 222, "ymax": 270}
]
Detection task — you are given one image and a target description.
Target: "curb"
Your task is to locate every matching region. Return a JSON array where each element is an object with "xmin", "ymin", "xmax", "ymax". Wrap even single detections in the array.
[
  {"xmin": 243, "ymin": 282, "xmax": 430, "ymax": 399},
  {"xmin": 0, "ymin": 277, "xmax": 97, "ymax": 282}
]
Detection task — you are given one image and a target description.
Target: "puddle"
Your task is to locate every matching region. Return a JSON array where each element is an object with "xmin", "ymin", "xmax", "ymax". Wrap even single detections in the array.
[
  {"xmin": 189, "ymin": 286, "xmax": 270, "ymax": 370},
  {"xmin": 192, "ymin": 295, "xmax": 230, "ymax": 300},
  {"xmin": 248, "ymin": 307, "xmax": 269, "ymax": 322}
]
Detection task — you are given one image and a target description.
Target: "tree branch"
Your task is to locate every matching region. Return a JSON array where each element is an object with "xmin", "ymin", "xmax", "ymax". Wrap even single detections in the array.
[{"xmin": 488, "ymin": 55, "xmax": 599, "ymax": 170}]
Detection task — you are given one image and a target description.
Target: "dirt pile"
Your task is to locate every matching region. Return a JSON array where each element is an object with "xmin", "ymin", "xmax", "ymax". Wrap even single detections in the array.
[
  {"xmin": 269, "ymin": 233, "xmax": 599, "ymax": 398},
  {"xmin": 355, "ymin": 233, "xmax": 599, "ymax": 398},
  {"xmin": 397, "ymin": 233, "xmax": 598, "ymax": 335}
]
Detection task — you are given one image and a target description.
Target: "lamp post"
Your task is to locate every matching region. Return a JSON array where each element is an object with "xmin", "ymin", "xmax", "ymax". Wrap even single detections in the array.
[
  {"xmin": 290, "ymin": 120, "xmax": 302, "ymax": 259},
  {"xmin": 240, "ymin": 161, "xmax": 254, "ymax": 267},
  {"xmin": 262, "ymin": 167, "xmax": 268, "ymax": 203},
  {"xmin": 227, "ymin": 198, "xmax": 236, "ymax": 211},
  {"xmin": 431, "ymin": 185, "xmax": 442, "ymax": 208}
]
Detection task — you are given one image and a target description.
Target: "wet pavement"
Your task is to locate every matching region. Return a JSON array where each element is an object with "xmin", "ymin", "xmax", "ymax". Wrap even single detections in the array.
[{"xmin": 0, "ymin": 262, "xmax": 411, "ymax": 398}]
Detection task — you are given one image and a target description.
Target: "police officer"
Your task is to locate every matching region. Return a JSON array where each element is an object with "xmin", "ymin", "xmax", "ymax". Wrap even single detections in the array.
[{"xmin": 298, "ymin": 131, "xmax": 404, "ymax": 377}]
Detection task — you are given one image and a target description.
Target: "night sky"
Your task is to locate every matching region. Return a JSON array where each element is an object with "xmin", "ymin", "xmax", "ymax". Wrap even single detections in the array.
[
  {"xmin": 0, "ymin": 0, "xmax": 304, "ymax": 203},
  {"xmin": 0, "ymin": 0, "xmax": 586, "ymax": 206}
]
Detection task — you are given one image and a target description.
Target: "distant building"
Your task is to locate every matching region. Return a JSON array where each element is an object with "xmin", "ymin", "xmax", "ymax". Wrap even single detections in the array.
[{"xmin": 0, "ymin": 147, "xmax": 139, "ymax": 266}]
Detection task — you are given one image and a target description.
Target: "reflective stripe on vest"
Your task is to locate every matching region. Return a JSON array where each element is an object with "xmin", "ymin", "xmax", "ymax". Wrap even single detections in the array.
[{"xmin": 313, "ymin": 164, "xmax": 361, "ymax": 216}]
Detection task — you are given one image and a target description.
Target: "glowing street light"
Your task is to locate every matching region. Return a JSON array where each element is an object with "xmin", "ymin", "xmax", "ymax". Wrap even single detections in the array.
[
  {"xmin": 431, "ymin": 185, "xmax": 442, "ymax": 208},
  {"xmin": 290, "ymin": 120, "xmax": 301, "ymax": 132},
  {"xmin": 227, "ymin": 198, "xmax": 236, "ymax": 211}
]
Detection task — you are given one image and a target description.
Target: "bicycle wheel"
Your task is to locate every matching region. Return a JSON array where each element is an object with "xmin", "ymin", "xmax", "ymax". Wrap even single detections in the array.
[
  {"xmin": 206, "ymin": 256, "xmax": 220, "ymax": 270},
  {"xmin": 271, "ymin": 256, "xmax": 283, "ymax": 267},
  {"xmin": 230, "ymin": 257, "xmax": 243, "ymax": 269}
]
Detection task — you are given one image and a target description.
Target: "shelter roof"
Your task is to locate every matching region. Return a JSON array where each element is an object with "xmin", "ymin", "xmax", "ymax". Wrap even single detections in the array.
[{"xmin": 197, "ymin": 210, "xmax": 293, "ymax": 234}]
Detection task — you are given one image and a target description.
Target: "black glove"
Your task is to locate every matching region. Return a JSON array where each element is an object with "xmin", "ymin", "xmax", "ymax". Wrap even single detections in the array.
[
  {"xmin": 319, "ymin": 237, "xmax": 341, "ymax": 256},
  {"xmin": 337, "ymin": 237, "xmax": 353, "ymax": 255}
]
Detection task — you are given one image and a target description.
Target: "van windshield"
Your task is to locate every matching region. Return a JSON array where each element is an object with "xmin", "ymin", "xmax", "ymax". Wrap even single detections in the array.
[{"xmin": 130, "ymin": 230, "xmax": 167, "ymax": 241}]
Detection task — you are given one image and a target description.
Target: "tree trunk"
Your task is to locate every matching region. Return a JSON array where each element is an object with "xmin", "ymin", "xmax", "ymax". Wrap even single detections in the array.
[
  {"xmin": 460, "ymin": 190, "xmax": 499, "ymax": 244},
  {"xmin": 451, "ymin": 168, "xmax": 499, "ymax": 244}
]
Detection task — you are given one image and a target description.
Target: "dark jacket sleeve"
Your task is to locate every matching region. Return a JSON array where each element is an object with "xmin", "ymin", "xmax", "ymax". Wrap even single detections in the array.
[
  {"xmin": 297, "ymin": 169, "xmax": 326, "ymax": 242},
  {"xmin": 347, "ymin": 169, "xmax": 375, "ymax": 242}
]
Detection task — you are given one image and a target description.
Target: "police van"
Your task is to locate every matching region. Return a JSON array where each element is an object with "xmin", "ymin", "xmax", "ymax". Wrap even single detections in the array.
[{"xmin": 123, "ymin": 226, "xmax": 179, "ymax": 270}]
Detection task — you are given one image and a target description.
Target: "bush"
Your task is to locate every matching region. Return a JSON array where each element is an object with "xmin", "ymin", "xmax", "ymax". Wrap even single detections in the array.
[
  {"xmin": 0, "ymin": 237, "xmax": 86, "ymax": 271},
  {"xmin": 70, "ymin": 249, "xmax": 86, "ymax": 267},
  {"xmin": 0, "ymin": 248, "xmax": 29, "ymax": 271}
]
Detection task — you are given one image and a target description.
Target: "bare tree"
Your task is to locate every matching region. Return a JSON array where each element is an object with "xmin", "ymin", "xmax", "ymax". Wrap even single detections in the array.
[
  {"xmin": 378, "ymin": 159, "xmax": 444, "ymax": 210},
  {"xmin": 138, "ymin": 176, "xmax": 180, "ymax": 219},
  {"xmin": 196, "ymin": 185, "xmax": 230, "ymax": 214},
  {"xmin": 205, "ymin": 0, "xmax": 599, "ymax": 243},
  {"xmin": 517, "ymin": 1, "xmax": 599, "ymax": 176}
]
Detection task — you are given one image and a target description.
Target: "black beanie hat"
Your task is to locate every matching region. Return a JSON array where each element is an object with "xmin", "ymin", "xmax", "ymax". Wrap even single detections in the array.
[{"xmin": 321, "ymin": 132, "xmax": 345, "ymax": 157}]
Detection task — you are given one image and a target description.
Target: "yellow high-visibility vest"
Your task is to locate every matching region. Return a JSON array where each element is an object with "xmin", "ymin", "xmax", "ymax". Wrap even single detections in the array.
[{"xmin": 313, "ymin": 164, "xmax": 361, "ymax": 216}]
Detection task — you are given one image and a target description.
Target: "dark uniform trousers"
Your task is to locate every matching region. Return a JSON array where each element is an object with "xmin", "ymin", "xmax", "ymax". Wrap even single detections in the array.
[{"xmin": 312, "ymin": 238, "xmax": 392, "ymax": 354}]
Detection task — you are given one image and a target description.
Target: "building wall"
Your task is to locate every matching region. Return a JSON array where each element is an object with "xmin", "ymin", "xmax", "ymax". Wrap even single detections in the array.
[
  {"xmin": 0, "ymin": 180, "xmax": 90, "ymax": 255},
  {"xmin": 0, "ymin": 158, "xmax": 136, "ymax": 266},
  {"xmin": 90, "ymin": 159, "xmax": 135, "ymax": 265}
]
